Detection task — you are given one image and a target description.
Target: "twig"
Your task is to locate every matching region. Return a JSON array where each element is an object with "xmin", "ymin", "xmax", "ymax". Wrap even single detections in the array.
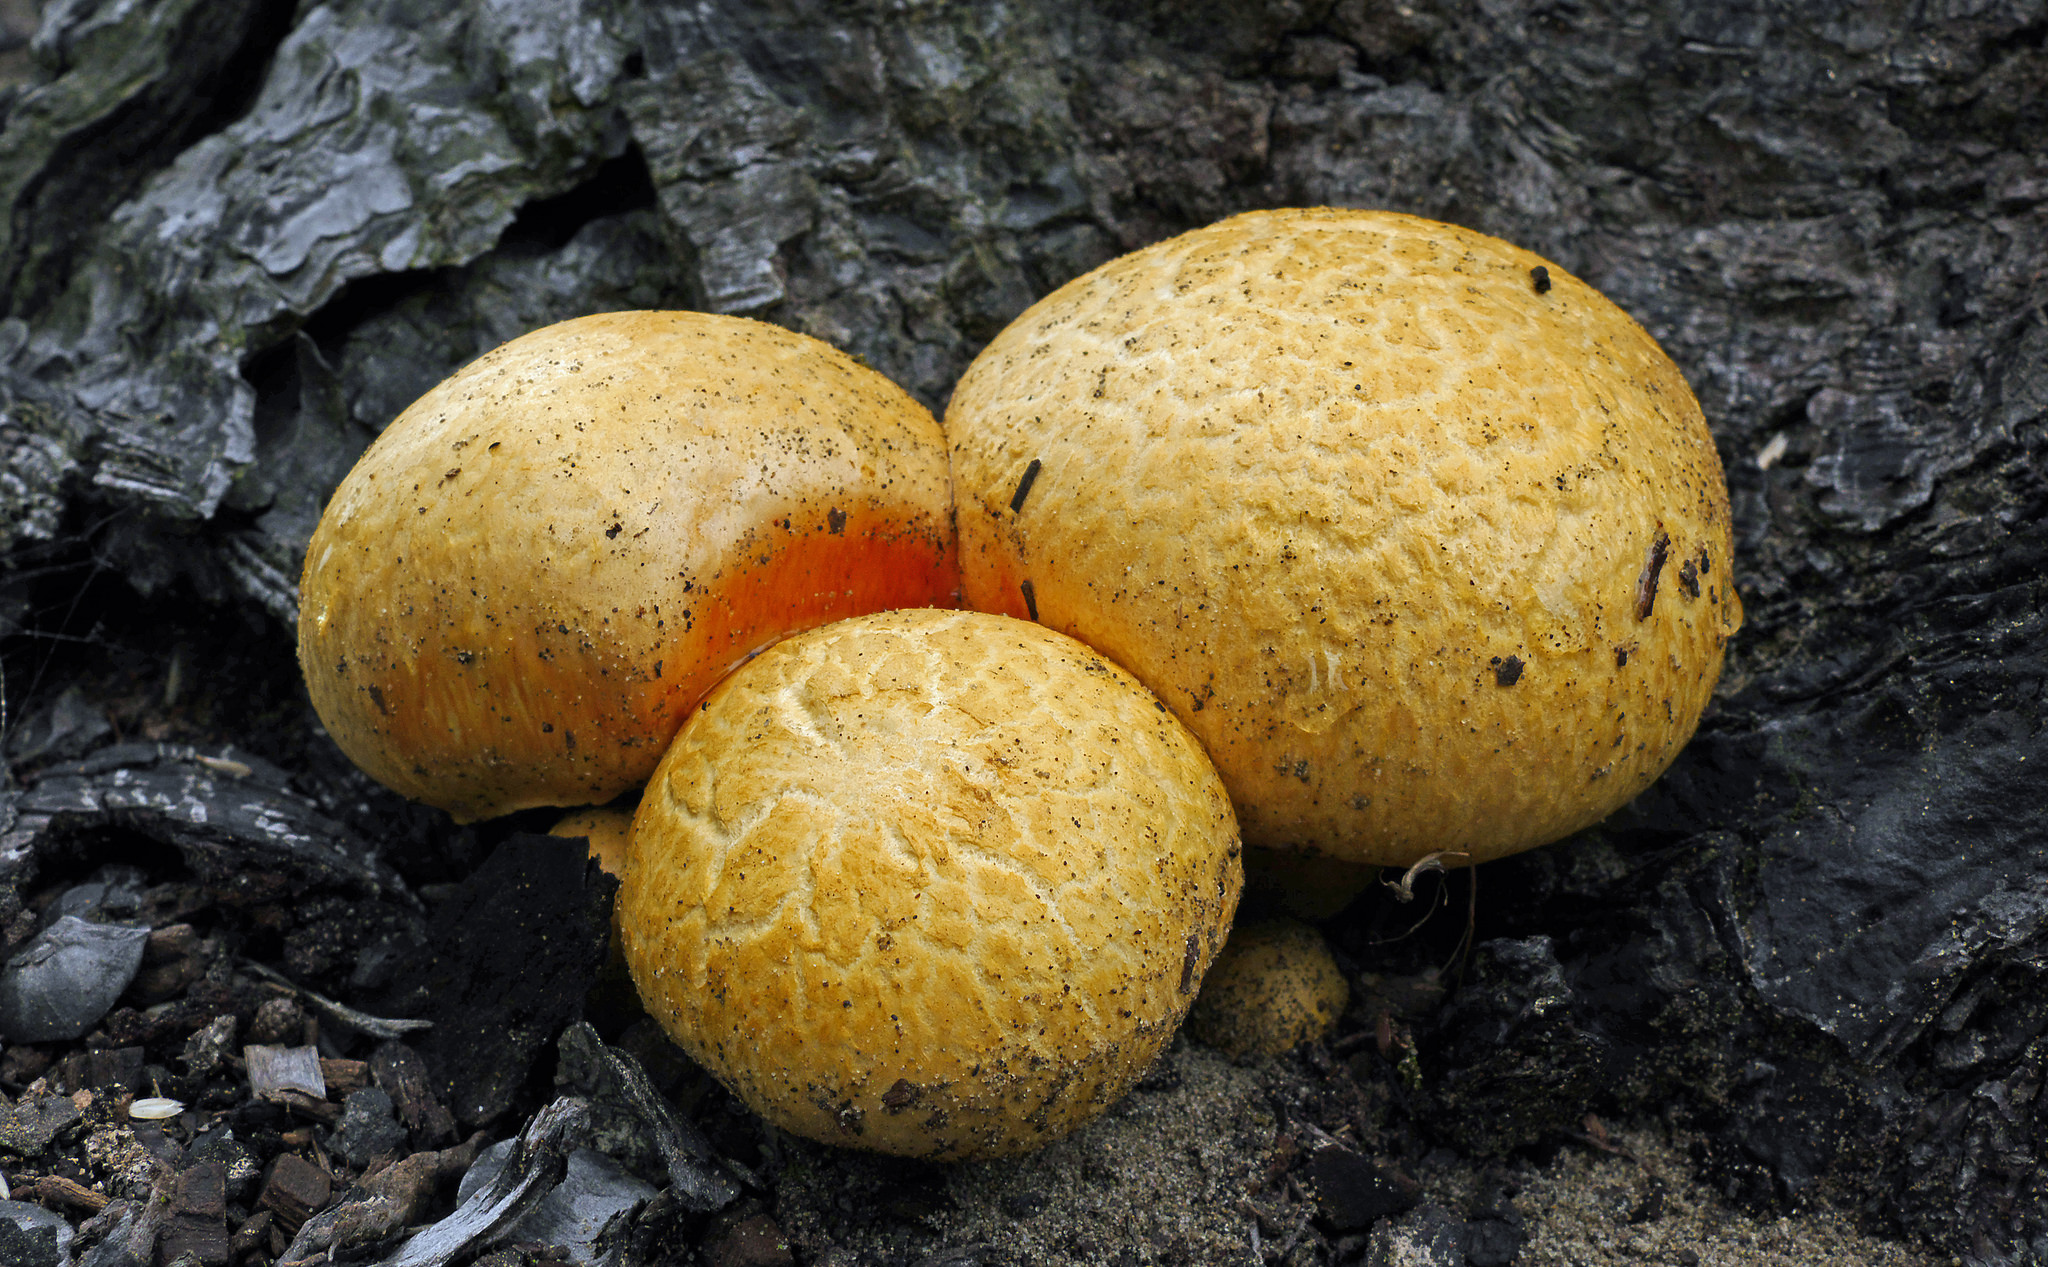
[{"xmin": 240, "ymin": 959, "xmax": 431, "ymax": 1039}]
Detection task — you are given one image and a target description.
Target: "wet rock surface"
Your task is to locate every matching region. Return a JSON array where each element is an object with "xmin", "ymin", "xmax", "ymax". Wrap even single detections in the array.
[{"xmin": 0, "ymin": 0, "xmax": 2042, "ymax": 1262}]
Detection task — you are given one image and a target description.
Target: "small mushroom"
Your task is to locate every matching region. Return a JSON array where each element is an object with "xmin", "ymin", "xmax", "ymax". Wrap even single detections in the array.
[
  {"xmin": 300, "ymin": 311, "xmax": 958, "ymax": 822},
  {"xmin": 947, "ymin": 209, "xmax": 1742, "ymax": 867},
  {"xmin": 617, "ymin": 609, "xmax": 1244, "ymax": 1160},
  {"xmin": 1185, "ymin": 918, "xmax": 1349, "ymax": 1060}
]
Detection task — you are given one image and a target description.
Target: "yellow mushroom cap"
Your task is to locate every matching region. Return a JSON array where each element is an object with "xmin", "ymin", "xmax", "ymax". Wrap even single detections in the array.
[
  {"xmin": 299, "ymin": 311, "xmax": 958, "ymax": 822},
  {"xmin": 1185, "ymin": 918, "xmax": 1350, "ymax": 1060},
  {"xmin": 946, "ymin": 208, "xmax": 1742, "ymax": 867},
  {"xmin": 618, "ymin": 608, "xmax": 1243, "ymax": 1160}
]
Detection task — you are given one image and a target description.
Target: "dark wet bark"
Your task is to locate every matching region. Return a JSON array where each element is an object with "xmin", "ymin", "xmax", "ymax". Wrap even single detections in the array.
[{"xmin": 0, "ymin": 0, "xmax": 2044, "ymax": 1258}]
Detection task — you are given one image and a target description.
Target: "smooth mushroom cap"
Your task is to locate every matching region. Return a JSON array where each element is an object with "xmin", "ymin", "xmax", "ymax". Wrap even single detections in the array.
[
  {"xmin": 299, "ymin": 311, "xmax": 957, "ymax": 821},
  {"xmin": 946, "ymin": 208, "xmax": 1742, "ymax": 866},
  {"xmin": 619, "ymin": 608, "xmax": 1244, "ymax": 1161}
]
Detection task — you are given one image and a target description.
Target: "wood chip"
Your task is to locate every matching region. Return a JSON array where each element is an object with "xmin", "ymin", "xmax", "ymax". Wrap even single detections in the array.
[
  {"xmin": 319, "ymin": 1057, "xmax": 370, "ymax": 1098},
  {"xmin": 246, "ymin": 1045, "xmax": 326, "ymax": 1100},
  {"xmin": 370, "ymin": 1041, "xmax": 457, "ymax": 1146},
  {"xmin": 230, "ymin": 1209, "xmax": 273, "ymax": 1257},
  {"xmin": 143, "ymin": 923, "xmax": 200, "ymax": 962},
  {"xmin": 259, "ymin": 1153, "xmax": 332, "ymax": 1233},
  {"xmin": 266, "ymin": 1089, "xmax": 341, "ymax": 1125},
  {"xmin": 377, "ymin": 1098, "xmax": 587, "ymax": 1267},
  {"xmin": 34, "ymin": 1173, "xmax": 110, "ymax": 1214}
]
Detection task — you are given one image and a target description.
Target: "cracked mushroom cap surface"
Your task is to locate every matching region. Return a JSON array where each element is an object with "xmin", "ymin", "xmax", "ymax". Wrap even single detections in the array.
[
  {"xmin": 618, "ymin": 608, "xmax": 1243, "ymax": 1160},
  {"xmin": 298, "ymin": 310, "xmax": 957, "ymax": 822},
  {"xmin": 946, "ymin": 208, "xmax": 1742, "ymax": 867}
]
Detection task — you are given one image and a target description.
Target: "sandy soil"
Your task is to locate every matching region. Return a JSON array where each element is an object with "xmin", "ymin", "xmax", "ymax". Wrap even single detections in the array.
[
  {"xmin": 1449, "ymin": 1120, "xmax": 1946, "ymax": 1267},
  {"xmin": 774, "ymin": 1043, "xmax": 1946, "ymax": 1266}
]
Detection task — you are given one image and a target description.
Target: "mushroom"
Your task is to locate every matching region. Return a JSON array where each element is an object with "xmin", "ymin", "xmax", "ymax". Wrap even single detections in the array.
[
  {"xmin": 299, "ymin": 311, "xmax": 957, "ymax": 822},
  {"xmin": 1184, "ymin": 918, "xmax": 1350, "ymax": 1060},
  {"xmin": 617, "ymin": 608, "xmax": 1243, "ymax": 1160},
  {"xmin": 945, "ymin": 208, "xmax": 1742, "ymax": 867}
]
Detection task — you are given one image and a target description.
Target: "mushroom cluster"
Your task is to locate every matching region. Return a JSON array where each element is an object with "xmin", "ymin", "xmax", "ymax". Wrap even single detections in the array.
[{"xmin": 300, "ymin": 208, "xmax": 1738, "ymax": 1160}]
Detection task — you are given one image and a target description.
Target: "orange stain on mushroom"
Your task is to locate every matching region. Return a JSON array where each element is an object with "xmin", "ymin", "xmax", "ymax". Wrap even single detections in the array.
[{"xmin": 300, "ymin": 311, "xmax": 958, "ymax": 821}]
